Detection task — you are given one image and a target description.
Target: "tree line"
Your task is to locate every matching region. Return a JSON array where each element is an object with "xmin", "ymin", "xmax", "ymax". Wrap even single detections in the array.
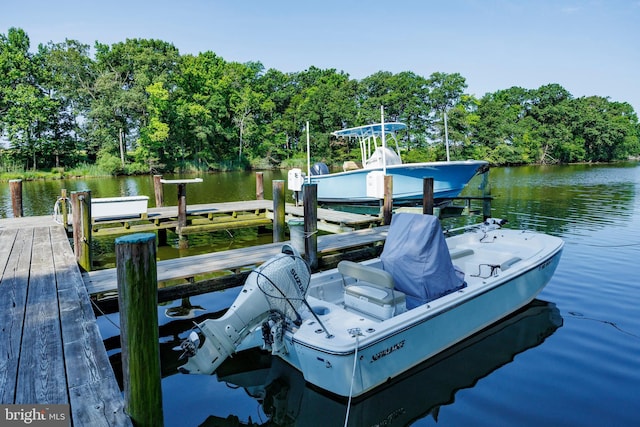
[{"xmin": 1, "ymin": 27, "xmax": 639, "ymax": 175}]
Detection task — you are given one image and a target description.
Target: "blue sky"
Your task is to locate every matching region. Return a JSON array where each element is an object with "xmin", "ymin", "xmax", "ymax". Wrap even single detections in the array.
[{"xmin": 2, "ymin": 0, "xmax": 639, "ymax": 113}]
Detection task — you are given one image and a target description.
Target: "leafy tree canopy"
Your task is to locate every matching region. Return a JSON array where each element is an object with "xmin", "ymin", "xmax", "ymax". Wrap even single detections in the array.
[{"xmin": 1, "ymin": 28, "xmax": 638, "ymax": 174}]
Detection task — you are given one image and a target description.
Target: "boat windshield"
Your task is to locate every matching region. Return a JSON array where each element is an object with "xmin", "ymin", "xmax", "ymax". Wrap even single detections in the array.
[
  {"xmin": 332, "ymin": 122, "xmax": 406, "ymax": 167},
  {"xmin": 364, "ymin": 146, "xmax": 402, "ymax": 168}
]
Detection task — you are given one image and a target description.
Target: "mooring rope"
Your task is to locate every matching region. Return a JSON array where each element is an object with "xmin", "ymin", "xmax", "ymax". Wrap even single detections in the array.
[
  {"xmin": 344, "ymin": 329, "xmax": 362, "ymax": 427},
  {"xmin": 90, "ymin": 298, "xmax": 120, "ymax": 331},
  {"xmin": 52, "ymin": 196, "xmax": 70, "ymax": 224}
]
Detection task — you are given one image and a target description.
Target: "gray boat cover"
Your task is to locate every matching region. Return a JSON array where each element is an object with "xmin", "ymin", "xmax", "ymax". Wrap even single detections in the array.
[{"xmin": 381, "ymin": 213, "xmax": 465, "ymax": 309}]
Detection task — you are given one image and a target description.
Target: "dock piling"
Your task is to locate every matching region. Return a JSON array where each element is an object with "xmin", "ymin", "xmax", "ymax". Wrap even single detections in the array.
[
  {"xmin": 423, "ymin": 177, "xmax": 434, "ymax": 215},
  {"xmin": 60, "ymin": 188, "xmax": 69, "ymax": 230},
  {"xmin": 116, "ymin": 233, "xmax": 163, "ymax": 427},
  {"xmin": 383, "ymin": 175, "xmax": 393, "ymax": 225},
  {"xmin": 256, "ymin": 172, "xmax": 264, "ymax": 200},
  {"xmin": 71, "ymin": 190, "xmax": 92, "ymax": 272},
  {"xmin": 158, "ymin": 177, "xmax": 203, "ymax": 249},
  {"xmin": 153, "ymin": 175, "xmax": 164, "ymax": 207},
  {"xmin": 10, "ymin": 179, "xmax": 23, "ymax": 217}
]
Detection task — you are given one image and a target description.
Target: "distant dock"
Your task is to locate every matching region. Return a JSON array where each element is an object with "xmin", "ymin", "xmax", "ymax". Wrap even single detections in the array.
[{"xmin": 89, "ymin": 199, "xmax": 382, "ymax": 237}]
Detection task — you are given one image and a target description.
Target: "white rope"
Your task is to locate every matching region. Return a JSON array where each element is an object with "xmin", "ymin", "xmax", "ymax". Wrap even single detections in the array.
[
  {"xmin": 52, "ymin": 197, "xmax": 70, "ymax": 224},
  {"xmin": 344, "ymin": 329, "xmax": 361, "ymax": 427}
]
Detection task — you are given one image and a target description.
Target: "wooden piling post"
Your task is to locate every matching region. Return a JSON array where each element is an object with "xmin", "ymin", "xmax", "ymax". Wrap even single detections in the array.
[
  {"xmin": 423, "ymin": 177, "xmax": 434, "ymax": 215},
  {"xmin": 177, "ymin": 183, "xmax": 187, "ymax": 229},
  {"xmin": 115, "ymin": 233, "xmax": 163, "ymax": 427},
  {"xmin": 256, "ymin": 172, "xmax": 264, "ymax": 200},
  {"xmin": 383, "ymin": 175, "xmax": 393, "ymax": 225},
  {"xmin": 9, "ymin": 179, "xmax": 23, "ymax": 217},
  {"xmin": 303, "ymin": 183, "xmax": 318, "ymax": 270},
  {"xmin": 272, "ymin": 180, "xmax": 285, "ymax": 242},
  {"xmin": 153, "ymin": 175, "xmax": 164, "ymax": 207},
  {"xmin": 153, "ymin": 176, "xmax": 167, "ymax": 246},
  {"xmin": 60, "ymin": 188, "xmax": 69, "ymax": 230},
  {"xmin": 177, "ymin": 182, "xmax": 189, "ymax": 249},
  {"xmin": 71, "ymin": 190, "xmax": 92, "ymax": 272}
]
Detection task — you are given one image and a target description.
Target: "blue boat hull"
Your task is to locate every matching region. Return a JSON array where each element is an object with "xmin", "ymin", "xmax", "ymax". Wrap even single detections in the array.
[{"xmin": 308, "ymin": 160, "xmax": 488, "ymax": 203}]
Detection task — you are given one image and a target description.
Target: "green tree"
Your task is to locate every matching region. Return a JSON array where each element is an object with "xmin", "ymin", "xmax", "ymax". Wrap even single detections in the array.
[
  {"xmin": 90, "ymin": 39, "xmax": 180, "ymax": 167},
  {"xmin": 571, "ymin": 97, "xmax": 639, "ymax": 162},
  {"xmin": 284, "ymin": 67, "xmax": 357, "ymax": 163},
  {"xmin": 173, "ymin": 51, "xmax": 230, "ymax": 169},
  {"xmin": 0, "ymin": 28, "xmax": 59, "ymax": 169},
  {"xmin": 426, "ymin": 72, "xmax": 468, "ymax": 159},
  {"xmin": 357, "ymin": 71, "xmax": 429, "ymax": 151},
  {"xmin": 38, "ymin": 39, "xmax": 94, "ymax": 167}
]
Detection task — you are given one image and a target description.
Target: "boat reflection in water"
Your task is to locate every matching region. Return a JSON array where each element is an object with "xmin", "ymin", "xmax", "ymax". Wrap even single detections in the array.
[{"xmin": 198, "ymin": 299, "xmax": 562, "ymax": 427}]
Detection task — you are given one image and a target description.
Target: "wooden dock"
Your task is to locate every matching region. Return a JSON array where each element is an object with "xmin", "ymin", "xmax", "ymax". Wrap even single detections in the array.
[
  {"xmin": 0, "ymin": 209, "xmax": 389, "ymax": 424},
  {"xmin": 89, "ymin": 200, "xmax": 381, "ymax": 237},
  {"xmin": 0, "ymin": 222, "xmax": 132, "ymax": 426},
  {"xmin": 84, "ymin": 226, "xmax": 390, "ymax": 311}
]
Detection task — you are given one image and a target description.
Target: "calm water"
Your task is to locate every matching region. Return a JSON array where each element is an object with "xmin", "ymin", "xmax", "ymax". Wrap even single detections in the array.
[{"xmin": 4, "ymin": 164, "xmax": 640, "ymax": 426}]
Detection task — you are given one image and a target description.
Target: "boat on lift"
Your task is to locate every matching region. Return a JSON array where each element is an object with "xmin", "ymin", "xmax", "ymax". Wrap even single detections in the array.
[
  {"xmin": 180, "ymin": 213, "xmax": 563, "ymax": 398},
  {"xmin": 288, "ymin": 119, "xmax": 489, "ymax": 205}
]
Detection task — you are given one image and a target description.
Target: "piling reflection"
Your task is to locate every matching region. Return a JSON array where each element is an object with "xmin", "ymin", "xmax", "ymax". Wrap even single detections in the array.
[{"xmin": 195, "ymin": 299, "xmax": 562, "ymax": 426}]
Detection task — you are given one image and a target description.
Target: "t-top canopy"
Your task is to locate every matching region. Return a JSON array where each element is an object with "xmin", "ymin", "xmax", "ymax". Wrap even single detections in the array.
[{"xmin": 331, "ymin": 122, "xmax": 407, "ymax": 138}]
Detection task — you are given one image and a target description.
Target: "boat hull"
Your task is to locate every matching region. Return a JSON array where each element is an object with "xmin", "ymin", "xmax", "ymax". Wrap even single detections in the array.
[
  {"xmin": 280, "ymin": 243, "xmax": 563, "ymax": 397},
  {"xmin": 309, "ymin": 160, "xmax": 488, "ymax": 203},
  {"xmin": 91, "ymin": 196, "xmax": 149, "ymax": 219}
]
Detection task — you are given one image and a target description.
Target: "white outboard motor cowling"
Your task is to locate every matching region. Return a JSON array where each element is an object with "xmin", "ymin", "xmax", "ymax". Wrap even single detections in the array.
[{"xmin": 179, "ymin": 245, "xmax": 310, "ymax": 375}]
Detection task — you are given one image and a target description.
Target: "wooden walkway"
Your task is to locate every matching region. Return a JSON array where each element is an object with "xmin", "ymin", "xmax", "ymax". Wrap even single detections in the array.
[
  {"xmin": 0, "ymin": 222, "xmax": 131, "ymax": 426},
  {"xmin": 90, "ymin": 199, "xmax": 381, "ymax": 236},
  {"xmin": 0, "ymin": 210, "xmax": 388, "ymax": 424},
  {"xmin": 84, "ymin": 226, "xmax": 390, "ymax": 304}
]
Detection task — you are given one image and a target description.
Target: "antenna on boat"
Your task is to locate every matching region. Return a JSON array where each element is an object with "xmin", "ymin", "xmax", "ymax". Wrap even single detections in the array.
[
  {"xmin": 381, "ymin": 106, "xmax": 387, "ymax": 175},
  {"xmin": 444, "ymin": 111, "xmax": 450, "ymax": 162}
]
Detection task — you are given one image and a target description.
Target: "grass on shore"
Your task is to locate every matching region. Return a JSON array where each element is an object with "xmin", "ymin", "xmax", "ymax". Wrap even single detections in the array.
[{"xmin": 0, "ymin": 164, "xmax": 112, "ymax": 182}]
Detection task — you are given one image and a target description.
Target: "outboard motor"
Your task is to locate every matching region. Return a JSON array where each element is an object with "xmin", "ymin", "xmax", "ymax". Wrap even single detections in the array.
[
  {"xmin": 310, "ymin": 162, "xmax": 329, "ymax": 176},
  {"xmin": 179, "ymin": 245, "xmax": 310, "ymax": 375}
]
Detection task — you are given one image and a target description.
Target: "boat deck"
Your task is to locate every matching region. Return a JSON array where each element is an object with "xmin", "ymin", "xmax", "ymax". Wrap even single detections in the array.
[{"xmin": 0, "ymin": 224, "xmax": 131, "ymax": 425}]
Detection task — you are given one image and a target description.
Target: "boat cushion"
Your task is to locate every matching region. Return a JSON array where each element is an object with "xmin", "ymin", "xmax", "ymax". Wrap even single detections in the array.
[
  {"xmin": 338, "ymin": 260, "xmax": 394, "ymax": 289},
  {"xmin": 344, "ymin": 284, "xmax": 406, "ymax": 320},
  {"xmin": 381, "ymin": 213, "xmax": 466, "ymax": 309}
]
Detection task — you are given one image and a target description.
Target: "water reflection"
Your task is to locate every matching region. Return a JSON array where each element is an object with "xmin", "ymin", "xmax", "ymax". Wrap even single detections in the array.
[{"xmin": 194, "ymin": 300, "xmax": 562, "ymax": 426}]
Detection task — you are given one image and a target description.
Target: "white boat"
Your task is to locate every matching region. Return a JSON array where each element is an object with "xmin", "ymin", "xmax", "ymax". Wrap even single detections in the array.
[
  {"xmin": 209, "ymin": 299, "xmax": 561, "ymax": 425},
  {"xmin": 288, "ymin": 122, "xmax": 489, "ymax": 204},
  {"xmin": 91, "ymin": 195, "xmax": 149, "ymax": 220},
  {"xmin": 180, "ymin": 213, "xmax": 564, "ymax": 398}
]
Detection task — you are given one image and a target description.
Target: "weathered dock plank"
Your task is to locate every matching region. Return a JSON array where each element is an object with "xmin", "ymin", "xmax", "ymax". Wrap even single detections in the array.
[
  {"xmin": 16, "ymin": 227, "xmax": 67, "ymax": 404},
  {"xmin": 50, "ymin": 225, "xmax": 131, "ymax": 425},
  {"xmin": 0, "ymin": 228, "xmax": 31, "ymax": 404},
  {"xmin": 84, "ymin": 226, "xmax": 390, "ymax": 299},
  {"xmin": 0, "ymin": 224, "xmax": 131, "ymax": 425}
]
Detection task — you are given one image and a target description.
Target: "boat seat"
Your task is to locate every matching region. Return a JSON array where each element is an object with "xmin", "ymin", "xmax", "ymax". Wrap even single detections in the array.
[
  {"xmin": 338, "ymin": 261, "xmax": 406, "ymax": 320},
  {"xmin": 338, "ymin": 260, "xmax": 393, "ymax": 289},
  {"xmin": 500, "ymin": 257, "xmax": 522, "ymax": 271}
]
